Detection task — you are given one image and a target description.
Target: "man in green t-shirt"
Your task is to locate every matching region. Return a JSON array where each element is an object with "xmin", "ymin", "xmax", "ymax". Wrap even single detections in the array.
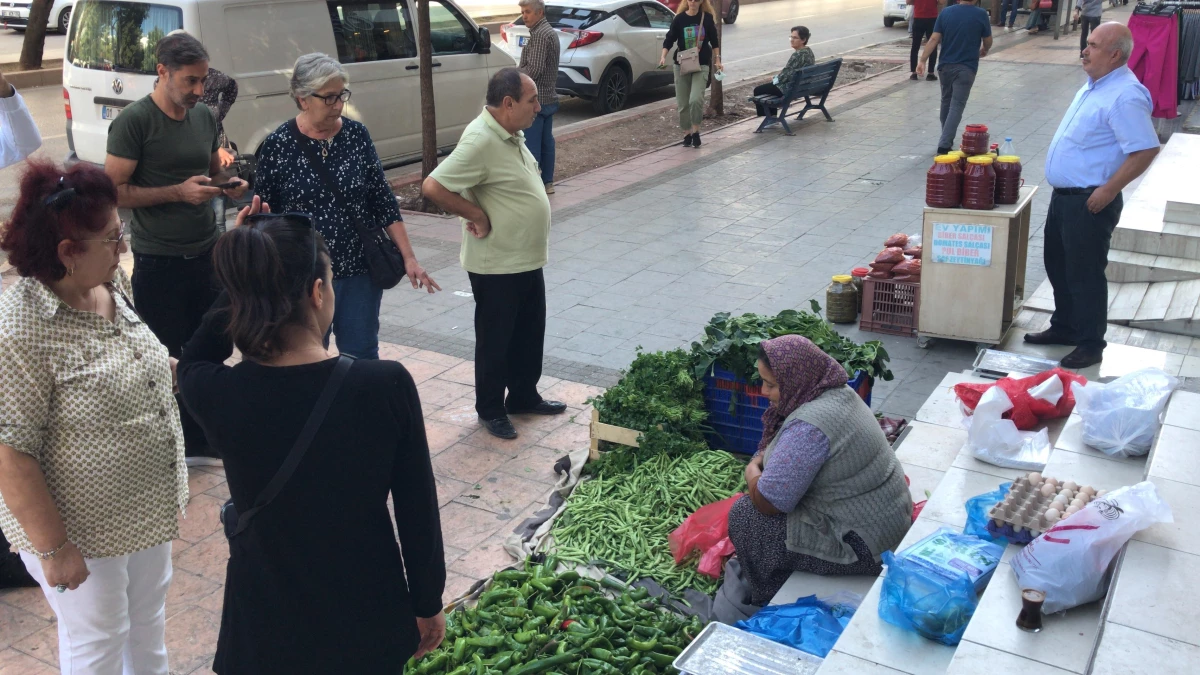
[
  {"xmin": 422, "ymin": 68, "xmax": 565, "ymax": 441},
  {"xmin": 104, "ymin": 32, "xmax": 247, "ymax": 467}
]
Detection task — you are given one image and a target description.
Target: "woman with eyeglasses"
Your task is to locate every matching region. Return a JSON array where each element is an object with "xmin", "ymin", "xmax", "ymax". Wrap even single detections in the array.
[
  {"xmin": 0, "ymin": 160, "xmax": 188, "ymax": 673},
  {"xmin": 253, "ymin": 52, "xmax": 440, "ymax": 361},
  {"xmin": 176, "ymin": 201, "xmax": 446, "ymax": 673}
]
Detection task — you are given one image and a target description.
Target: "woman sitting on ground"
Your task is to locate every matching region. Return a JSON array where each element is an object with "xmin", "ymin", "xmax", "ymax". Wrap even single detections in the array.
[
  {"xmin": 177, "ymin": 202, "xmax": 445, "ymax": 674},
  {"xmin": 727, "ymin": 335, "xmax": 913, "ymax": 606}
]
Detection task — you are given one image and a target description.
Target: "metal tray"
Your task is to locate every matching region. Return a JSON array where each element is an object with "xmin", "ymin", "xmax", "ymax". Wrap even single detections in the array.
[
  {"xmin": 673, "ymin": 621, "xmax": 823, "ymax": 675},
  {"xmin": 973, "ymin": 349, "xmax": 1060, "ymax": 380}
]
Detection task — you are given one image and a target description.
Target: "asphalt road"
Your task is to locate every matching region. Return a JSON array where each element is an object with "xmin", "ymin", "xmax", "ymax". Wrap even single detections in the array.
[{"xmin": 0, "ymin": 28, "xmax": 66, "ymax": 63}]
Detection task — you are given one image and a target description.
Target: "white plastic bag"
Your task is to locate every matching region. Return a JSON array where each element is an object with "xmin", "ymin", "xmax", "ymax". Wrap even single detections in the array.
[
  {"xmin": 1012, "ymin": 481, "xmax": 1173, "ymax": 613},
  {"xmin": 1071, "ymin": 368, "xmax": 1180, "ymax": 458},
  {"xmin": 963, "ymin": 387, "xmax": 1052, "ymax": 471}
]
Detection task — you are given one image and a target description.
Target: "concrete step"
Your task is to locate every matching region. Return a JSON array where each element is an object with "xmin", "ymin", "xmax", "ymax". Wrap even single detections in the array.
[
  {"xmin": 1111, "ymin": 219, "xmax": 1200, "ymax": 260},
  {"xmin": 1106, "ymin": 250, "xmax": 1200, "ymax": 284},
  {"xmin": 1165, "ymin": 199, "xmax": 1200, "ymax": 226}
]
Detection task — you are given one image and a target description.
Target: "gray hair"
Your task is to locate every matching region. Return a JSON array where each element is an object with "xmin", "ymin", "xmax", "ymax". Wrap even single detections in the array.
[
  {"xmin": 518, "ymin": 0, "xmax": 545, "ymax": 12},
  {"xmin": 486, "ymin": 67, "xmax": 526, "ymax": 107},
  {"xmin": 290, "ymin": 53, "xmax": 350, "ymax": 108},
  {"xmin": 155, "ymin": 32, "xmax": 208, "ymax": 71},
  {"xmin": 1113, "ymin": 31, "xmax": 1133, "ymax": 62}
]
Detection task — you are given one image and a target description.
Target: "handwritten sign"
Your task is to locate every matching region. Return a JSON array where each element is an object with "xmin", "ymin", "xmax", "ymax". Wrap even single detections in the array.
[{"xmin": 931, "ymin": 223, "xmax": 993, "ymax": 266}]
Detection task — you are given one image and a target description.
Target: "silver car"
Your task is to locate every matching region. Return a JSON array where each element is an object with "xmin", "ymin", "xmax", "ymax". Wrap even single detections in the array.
[{"xmin": 501, "ymin": 0, "xmax": 677, "ymax": 115}]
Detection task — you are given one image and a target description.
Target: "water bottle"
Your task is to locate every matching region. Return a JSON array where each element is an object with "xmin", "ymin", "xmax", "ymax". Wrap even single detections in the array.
[{"xmin": 999, "ymin": 137, "xmax": 1016, "ymax": 156}]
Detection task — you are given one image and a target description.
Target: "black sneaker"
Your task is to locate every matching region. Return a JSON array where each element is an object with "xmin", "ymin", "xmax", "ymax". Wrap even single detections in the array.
[
  {"xmin": 926, "ymin": 74, "xmax": 938, "ymax": 81},
  {"xmin": 480, "ymin": 416, "xmax": 518, "ymax": 439},
  {"xmin": 0, "ymin": 551, "xmax": 38, "ymax": 589},
  {"xmin": 683, "ymin": 134, "xmax": 694, "ymax": 147},
  {"xmin": 910, "ymin": 73, "xmax": 918, "ymax": 81},
  {"xmin": 693, "ymin": 133, "xmax": 702, "ymax": 147}
]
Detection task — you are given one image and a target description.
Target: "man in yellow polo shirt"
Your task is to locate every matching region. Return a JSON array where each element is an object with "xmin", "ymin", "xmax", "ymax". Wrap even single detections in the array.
[{"xmin": 422, "ymin": 67, "xmax": 565, "ymax": 440}]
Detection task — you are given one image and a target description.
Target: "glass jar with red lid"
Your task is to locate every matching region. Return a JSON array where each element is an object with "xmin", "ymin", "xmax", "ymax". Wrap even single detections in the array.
[
  {"xmin": 963, "ymin": 155, "xmax": 996, "ymax": 210},
  {"xmin": 994, "ymin": 155, "xmax": 1023, "ymax": 205},
  {"xmin": 926, "ymin": 155, "xmax": 962, "ymax": 209},
  {"xmin": 961, "ymin": 124, "xmax": 990, "ymax": 156}
]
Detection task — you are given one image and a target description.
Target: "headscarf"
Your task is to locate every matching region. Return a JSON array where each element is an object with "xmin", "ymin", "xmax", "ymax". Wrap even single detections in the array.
[{"xmin": 757, "ymin": 335, "xmax": 849, "ymax": 453}]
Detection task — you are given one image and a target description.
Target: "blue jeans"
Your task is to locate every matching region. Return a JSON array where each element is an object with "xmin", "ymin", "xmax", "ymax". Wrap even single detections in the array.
[
  {"xmin": 999, "ymin": 0, "xmax": 1019, "ymax": 26},
  {"xmin": 524, "ymin": 102, "xmax": 557, "ymax": 185},
  {"xmin": 329, "ymin": 274, "xmax": 383, "ymax": 359}
]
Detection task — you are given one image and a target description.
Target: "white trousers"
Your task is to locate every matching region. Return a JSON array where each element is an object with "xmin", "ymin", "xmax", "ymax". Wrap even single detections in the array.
[{"xmin": 21, "ymin": 542, "xmax": 172, "ymax": 675}]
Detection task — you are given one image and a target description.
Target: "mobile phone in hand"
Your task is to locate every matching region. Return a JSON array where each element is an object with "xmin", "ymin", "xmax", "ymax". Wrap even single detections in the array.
[{"xmin": 211, "ymin": 181, "xmax": 241, "ymax": 189}]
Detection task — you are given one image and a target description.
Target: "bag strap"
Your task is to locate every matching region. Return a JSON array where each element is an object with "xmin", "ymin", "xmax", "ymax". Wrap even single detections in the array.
[
  {"xmin": 292, "ymin": 118, "xmax": 348, "ymax": 203},
  {"xmin": 231, "ymin": 354, "xmax": 354, "ymax": 536}
]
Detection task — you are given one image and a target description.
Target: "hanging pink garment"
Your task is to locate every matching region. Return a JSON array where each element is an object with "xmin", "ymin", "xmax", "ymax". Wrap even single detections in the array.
[{"xmin": 1128, "ymin": 13, "xmax": 1179, "ymax": 119}]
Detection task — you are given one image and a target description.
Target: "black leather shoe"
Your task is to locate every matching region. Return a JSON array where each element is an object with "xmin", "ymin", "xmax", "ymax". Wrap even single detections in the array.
[
  {"xmin": 910, "ymin": 73, "xmax": 918, "ymax": 80},
  {"xmin": 480, "ymin": 416, "xmax": 518, "ymax": 439},
  {"xmin": 1024, "ymin": 330, "xmax": 1078, "ymax": 346},
  {"xmin": 693, "ymin": 133, "xmax": 702, "ymax": 147},
  {"xmin": 1060, "ymin": 346, "xmax": 1104, "ymax": 369},
  {"xmin": 508, "ymin": 400, "xmax": 568, "ymax": 416},
  {"xmin": 0, "ymin": 551, "xmax": 38, "ymax": 589},
  {"xmin": 683, "ymin": 134, "xmax": 694, "ymax": 147},
  {"xmin": 936, "ymin": 146, "xmax": 951, "ymax": 155},
  {"xmin": 926, "ymin": 74, "xmax": 938, "ymax": 81}
]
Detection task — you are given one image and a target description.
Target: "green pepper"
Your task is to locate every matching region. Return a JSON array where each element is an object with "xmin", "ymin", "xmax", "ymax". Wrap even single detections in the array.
[
  {"xmin": 513, "ymin": 631, "xmax": 537, "ymax": 644},
  {"xmin": 580, "ymin": 658, "xmax": 621, "ymax": 674},
  {"xmin": 588, "ymin": 648, "xmax": 613, "ymax": 662},
  {"xmin": 478, "ymin": 589, "xmax": 521, "ymax": 610},
  {"xmin": 507, "ymin": 652, "xmax": 580, "ymax": 675},
  {"xmin": 483, "ymin": 651, "xmax": 514, "ymax": 670},
  {"xmin": 632, "ymin": 626, "xmax": 659, "ymax": 639},
  {"xmin": 658, "ymin": 644, "xmax": 682, "ymax": 656},
  {"xmin": 414, "ymin": 652, "xmax": 448, "ymax": 674},
  {"xmin": 532, "ymin": 603, "xmax": 558, "ymax": 619},
  {"xmin": 530, "ymin": 579, "xmax": 554, "ymax": 594},
  {"xmin": 555, "ymin": 571, "xmax": 580, "ymax": 584},
  {"xmin": 498, "ymin": 607, "xmax": 530, "ymax": 618},
  {"xmin": 522, "ymin": 616, "xmax": 548, "ymax": 632},
  {"xmin": 644, "ymin": 652, "xmax": 674, "ymax": 667},
  {"xmin": 495, "ymin": 570, "xmax": 532, "ymax": 584},
  {"xmin": 465, "ymin": 636, "xmax": 506, "ymax": 649},
  {"xmin": 446, "ymin": 665, "xmax": 472, "ymax": 675},
  {"xmin": 452, "ymin": 638, "xmax": 468, "ymax": 663},
  {"xmin": 629, "ymin": 587, "xmax": 650, "ymax": 601},
  {"xmin": 565, "ymin": 586, "xmax": 595, "ymax": 599},
  {"xmin": 628, "ymin": 637, "xmax": 657, "ymax": 652}
]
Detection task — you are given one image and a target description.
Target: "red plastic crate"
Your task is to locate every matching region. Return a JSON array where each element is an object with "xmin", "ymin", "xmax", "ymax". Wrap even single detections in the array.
[{"xmin": 860, "ymin": 277, "xmax": 921, "ymax": 337}]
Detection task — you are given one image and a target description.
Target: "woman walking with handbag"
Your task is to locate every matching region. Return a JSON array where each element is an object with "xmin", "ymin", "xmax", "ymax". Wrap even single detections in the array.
[
  {"xmin": 254, "ymin": 53, "xmax": 439, "ymax": 360},
  {"xmin": 177, "ymin": 203, "xmax": 446, "ymax": 674},
  {"xmin": 659, "ymin": 0, "xmax": 722, "ymax": 147}
]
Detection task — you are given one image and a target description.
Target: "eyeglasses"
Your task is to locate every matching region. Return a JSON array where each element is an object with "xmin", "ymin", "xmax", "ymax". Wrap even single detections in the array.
[
  {"xmin": 44, "ymin": 175, "xmax": 78, "ymax": 209},
  {"xmin": 312, "ymin": 89, "xmax": 352, "ymax": 105},
  {"xmin": 78, "ymin": 221, "xmax": 127, "ymax": 253},
  {"xmin": 245, "ymin": 212, "xmax": 320, "ymax": 278}
]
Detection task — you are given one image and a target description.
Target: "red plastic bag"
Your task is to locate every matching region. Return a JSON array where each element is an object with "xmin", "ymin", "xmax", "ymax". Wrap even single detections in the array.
[
  {"xmin": 697, "ymin": 537, "xmax": 737, "ymax": 579},
  {"xmin": 869, "ymin": 262, "xmax": 896, "ymax": 272},
  {"xmin": 912, "ymin": 500, "xmax": 927, "ymax": 522},
  {"xmin": 875, "ymin": 247, "xmax": 904, "ymax": 264},
  {"xmin": 893, "ymin": 258, "xmax": 922, "ymax": 276},
  {"xmin": 885, "ymin": 233, "xmax": 909, "ymax": 248},
  {"xmin": 869, "ymin": 270, "xmax": 894, "ymax": 279},
  {"xmin": 669, "ymin": 493, "xmax": 743, "ymax": 565},
  {"xmin": 954, "ymin": 368, "xmax": 1088, "ymax": 430},
  {"xmin": 904, "ymin": 245, "xmax": 922, "ymax": 259}
]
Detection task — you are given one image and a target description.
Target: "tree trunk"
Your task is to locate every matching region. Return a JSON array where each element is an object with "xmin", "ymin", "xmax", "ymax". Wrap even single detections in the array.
[
  {"xmin": 416, "ymin": 0, "xmax": 438, "ymax": 188},
  {"xmin": 18, "ymin": 0, "xmax": 53, "ymax": 71},
  {"xmin": 705, "ymin": 14, "xmax": 723, "ymax": 117}
]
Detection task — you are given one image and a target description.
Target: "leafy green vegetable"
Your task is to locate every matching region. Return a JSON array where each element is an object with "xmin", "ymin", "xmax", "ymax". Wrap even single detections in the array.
[
  {"xmin": 690, "ymin": 304, "xmax": 893, "ymax": 385},
  {"xmin": 587, "ymin": 349, "xmax": 708, "ymax": 440}
]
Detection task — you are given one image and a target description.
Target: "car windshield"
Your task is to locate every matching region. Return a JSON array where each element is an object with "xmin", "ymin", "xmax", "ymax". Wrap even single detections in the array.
[
  {"xmin": 515, "ymin": 6, "xmax": 606, "ymax": 30},
  {"xmin": 67, "ymin": 1, "xmax": 183, "ymax": 74}
]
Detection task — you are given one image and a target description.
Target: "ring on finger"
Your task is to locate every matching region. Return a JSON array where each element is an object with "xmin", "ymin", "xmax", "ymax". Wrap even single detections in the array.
[{"xmin": 56, "ymin": 584, "xmax": 67, "ymax": 593}]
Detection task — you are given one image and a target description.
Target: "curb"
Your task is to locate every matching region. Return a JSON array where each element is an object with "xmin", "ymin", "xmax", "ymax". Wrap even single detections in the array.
[{"xmin": 4, "ymin": 67, "xmax": 62, "ymax": 89}]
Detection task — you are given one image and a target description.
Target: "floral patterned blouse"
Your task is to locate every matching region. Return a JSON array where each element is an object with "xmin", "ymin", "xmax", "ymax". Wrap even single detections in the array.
[{"xmin": 0, "ymin": 268, "xmax": 188, "ymax": 559}]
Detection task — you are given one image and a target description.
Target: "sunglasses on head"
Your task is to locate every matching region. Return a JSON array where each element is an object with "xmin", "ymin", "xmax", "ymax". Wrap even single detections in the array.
[{"xmin": 244, "ymin": 212, "xmax": 320, "ymax": 278}]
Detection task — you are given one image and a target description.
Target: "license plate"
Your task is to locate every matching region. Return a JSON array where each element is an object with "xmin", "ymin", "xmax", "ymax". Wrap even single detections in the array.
[
  {"xmin": 1, "ymin": 10, "xmax": 18, "ymax": 16},
  {"xmin": 518, "ymin": 36, "xmax": 529, "ymax": 47},
  {"xmin": 102, "ymin": 105, "xmax": 122, "ymax": 120}
]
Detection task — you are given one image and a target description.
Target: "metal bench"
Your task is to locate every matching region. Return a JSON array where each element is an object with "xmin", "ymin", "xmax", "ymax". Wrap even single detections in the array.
[{"xmin": 750, "ymin": 58, "xmax": 843, "ymax": 136}]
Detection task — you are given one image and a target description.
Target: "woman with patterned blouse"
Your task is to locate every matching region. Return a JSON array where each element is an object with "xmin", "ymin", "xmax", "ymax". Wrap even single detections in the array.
[
  {"xmin": 254, "ymin": 53, "xmax": 439, "ymax": 360},
  {"xmin": 0, "ymin": 161, "xmax": 188, "ymax": 674}
]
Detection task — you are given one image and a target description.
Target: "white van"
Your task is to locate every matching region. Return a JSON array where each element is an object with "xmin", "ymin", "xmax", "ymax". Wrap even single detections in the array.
[{"xmin": 62, "ymin": 0, "xmax": 515, "ymax": 168}]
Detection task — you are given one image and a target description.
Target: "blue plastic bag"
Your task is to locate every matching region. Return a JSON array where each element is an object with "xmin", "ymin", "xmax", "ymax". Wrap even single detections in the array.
[
  {"xmin": 734, "ymin": 593, "xmax": 858, "ymax": 658},
  {"xmin": 877, "ymin": 528, "xmax": 1004, "ymax": 646},
  {"xmin": 963, "ymin": 482, "xmax": 1011, "ymax": 543}
]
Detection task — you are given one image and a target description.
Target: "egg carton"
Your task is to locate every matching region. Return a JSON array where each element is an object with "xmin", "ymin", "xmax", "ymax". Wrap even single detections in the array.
[{"xmin": 985, "ymin": 472, "xmax": 1109, "ymax": 544}]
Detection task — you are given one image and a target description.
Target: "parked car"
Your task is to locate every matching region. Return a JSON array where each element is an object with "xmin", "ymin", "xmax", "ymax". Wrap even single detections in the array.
[
  {"xmin": 659, "ymin": 0, "xmax": 737, "ymax": 24},
  {"xmin": 501, "ymin": 0, "xmax": 686, "ymax": 115},
  {"xmin": 883, "ymin": 0, "xmax": 909, "ymax": 27},
  {"xmin": 1, "ymin": 0, "xmax": 75, "ymax": 33},
  {"xmin": 63, "ymin": 0, "xmax": 513, "ymax": 168}
]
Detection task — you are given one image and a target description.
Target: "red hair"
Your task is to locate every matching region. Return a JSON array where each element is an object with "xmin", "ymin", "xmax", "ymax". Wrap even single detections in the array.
[{"xmin": 0, "ymin": 160, "xmax": 118, "ymax": 283}]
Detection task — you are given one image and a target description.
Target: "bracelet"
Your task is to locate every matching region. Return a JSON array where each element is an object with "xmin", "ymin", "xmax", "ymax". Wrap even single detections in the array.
[{"xmin": 35, "ymin": 540, "xmax": 69, "ymax": 561}]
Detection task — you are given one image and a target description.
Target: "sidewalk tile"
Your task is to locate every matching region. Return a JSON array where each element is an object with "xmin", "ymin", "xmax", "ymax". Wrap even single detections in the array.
[
  {"xmin": 424, "ymin": 419, "xmax": 473, "ymax": 455},
  {"xmin": 452, "ymin": 471, "xmax": 547, "ymax": 518},
  {"xmin": 173, "ymin": 533, "xmax": 232, "ymax": 585},
  {"xmin": 431, "ymin": 443, "xmax": 512, "ymax": 483},
  {"xmin": 177, "ymin": 494, "xmax": 225, "ymax": 544},
  {"xmin": 0, "ymin": 602, "xmax": 49, "ymax": 652},
  {"xmin": 165, "ymin": 570, "xmax": 221, "ymax": 620},
  {"xmin": 437, "ymin": 502, "xmax": 510, "ymax": 551},
  {"xmin": 449, "ymin": 535, "xmax": 519, "ymax": 580},
  {"xmin": 12, "ymin": 625, "xmax": 58, "ymax": 669},
  {"xmin": 164, "ymin": 606, "xmax": 221, "ymax": 675},
  {"xmin": 434, "ymin": 473, "xmax": 470, "ymax": 507},
  {"xmin": 0, "ymin": 648, "xmax": 57, "ymax": 674},
  {"xmin": 417, "ymin": 377, "xmax": 475, "ymax": 407}
]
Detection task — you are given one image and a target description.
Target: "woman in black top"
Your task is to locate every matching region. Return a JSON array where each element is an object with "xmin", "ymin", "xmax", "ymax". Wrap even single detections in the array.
[
  {"xmin": 659, "ymin": 0, "xmax": 721, "ymax": 147},
  {"xmin": 178, "ymin": 203, "xmax": 445, "ymax": 674}
]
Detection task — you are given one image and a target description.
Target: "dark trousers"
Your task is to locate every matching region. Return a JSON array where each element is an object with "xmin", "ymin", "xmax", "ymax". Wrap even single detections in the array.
[
  {"xmin": 132, "ymin": 252, "xmax": 221, "ymax": 455},
  {"xmin": 1044, "ymin": 191, "xmax": 1123, "ymax": 349},
  {"xmin": 938, "ymin": 63, "xmax": 977, "ymax": 150},
  {"xmin": 752, "ymin": 83, "xmax": 784, "ymax": 117},
  {"xmin": 999, "ymin": 0, "xmax": 1020, "ymax": 26},
  {"xmin": 1080, "ymin": 15, "xmax": 1101, "ymax": 53},
  {"xmin": 910, "ymin": 17, "xmax": 938, "ymax": 73},
  {"xmin": 468, "ymin": 268, "xmax": 547, "ymax": 420}
]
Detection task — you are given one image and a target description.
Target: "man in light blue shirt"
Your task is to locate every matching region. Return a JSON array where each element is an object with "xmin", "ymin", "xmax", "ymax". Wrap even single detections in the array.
[{"xmin": 1027, "ymin": 22, "xmax": 1159, "ymax": 369}]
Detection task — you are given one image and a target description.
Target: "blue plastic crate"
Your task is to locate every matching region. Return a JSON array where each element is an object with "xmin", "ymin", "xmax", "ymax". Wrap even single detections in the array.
[{"xmin": 703, "ymin": 366, "xmax": 873, "ymax": 454}]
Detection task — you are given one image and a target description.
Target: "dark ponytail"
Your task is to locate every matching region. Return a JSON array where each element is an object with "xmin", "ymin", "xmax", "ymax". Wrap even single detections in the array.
[{"xmin": 211, "ymin": 217, "xmax": 329, "ymax": 361}]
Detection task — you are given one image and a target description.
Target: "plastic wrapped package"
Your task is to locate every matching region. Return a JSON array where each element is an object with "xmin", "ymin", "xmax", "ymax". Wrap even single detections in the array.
[
  {"xmin": 1070, "ymin": 367, "xmax": 1180, "ymax": 458},
  {"xmin": 734, "ymin": 592, "xmax": 860, "ymax": 657},
  {"xmin": 964, "ymin": 482, "xmax": 1012, "ymax": 543},
  {"xmin": 963, "ymin": 387, "xmax": 1052, "ymax": 470},
  {"xmin": 869, "ymin": 262, "xmax": 896, "ymax": 273},
  {"xmin": 878, "ymin": 529, "xmax": 1004, "ymax": 645},
  {"xmin": 885, "ymin": 233, "xmax": 909, "ymax": 248},
  {"xmin": 893, "ymin": 258, "xmax": 922, "ymax": 276},
  {"xmin": 955, "ymin": 368, "xmax": 1087, "ymax": 430},
  {"xmin": 1012, "ymin": 481, "xmax": 1173, "ymax": 613},
  {"xmin": 875, "ymin": 247, "xmax": 905, "ymax": 264},
  {"xmin": 670, "ymin": 493, "xmax": 742, "ymax": 565}
]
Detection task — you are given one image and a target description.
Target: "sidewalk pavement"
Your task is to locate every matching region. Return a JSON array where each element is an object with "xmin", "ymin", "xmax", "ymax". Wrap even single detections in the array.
[{"xmin": 0, "ymin": 345, "xmax": 602, "ymax": 674}]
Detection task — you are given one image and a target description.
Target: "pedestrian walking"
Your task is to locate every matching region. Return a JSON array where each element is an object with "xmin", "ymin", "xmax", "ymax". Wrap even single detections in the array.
[
  {"xmin": 909, "ymin": 0, "xmax": 940, "ymax": 81},
  {"xmin": 104, "ymin": 32, "xmax": 246, "ymax": 468},
  {"xmin": 1026, "ymin": 22, "xmax": 1159, "ymax": 369},
  {"xmin": 999, "ymin": 0, "xmax": 1020, "ymax": 30},
  {"xmin": 518, "ymin": 0, "xmax": 560, "ymax": 194},
  {"xmin": 0, "ymin": 160, "xmax": 188, "ymax": 675},
  {"xmin": 916, "ymin": 0, "xmax": 993, "ymax": 155},
  {"xmin": 254, "ymin": 53, "xmax": 439, "ymax": 361},
  {"xmin": 752, "ymin": 26, "xmax": 815, "ymax": 117},
  {"xmin": 421, "ymin": 68, "xmax": 567, "ymax": 440},
  {"xmin": 178, "ymin": 204, "xmax": 445, "ymax": 675},
  {"xmin": 200, "ymin": 66, "xmax": 239, "ymax": 230},
  {"xmin": 1076, "ymin": 0, "xmax": 1104, "ymax": 55},
  {"xmin": 659, "ymin": 0, "xmax": 722, "ymax": 147}
]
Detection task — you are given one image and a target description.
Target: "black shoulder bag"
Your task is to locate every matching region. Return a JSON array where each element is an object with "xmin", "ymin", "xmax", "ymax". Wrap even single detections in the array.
[
  {"xmin": 291, "ymin": 119, "xmax": 407, "ymax": 290},
  {"xmin": 220, "ymin": 355, "xmax": 354, "ymax": 539}
]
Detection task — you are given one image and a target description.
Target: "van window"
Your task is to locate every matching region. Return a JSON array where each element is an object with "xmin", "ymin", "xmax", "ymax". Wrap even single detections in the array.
[
  {"xmin": 67, "ymin": 1, "xmax": 183, "ymax": 74},
  {"xmin": 328, "ymin": 1, "xmax": 417, "ymax": 63},
  {"xmin": 428, "ymin": 0, "xmax": 475, "ymax": 54}
]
